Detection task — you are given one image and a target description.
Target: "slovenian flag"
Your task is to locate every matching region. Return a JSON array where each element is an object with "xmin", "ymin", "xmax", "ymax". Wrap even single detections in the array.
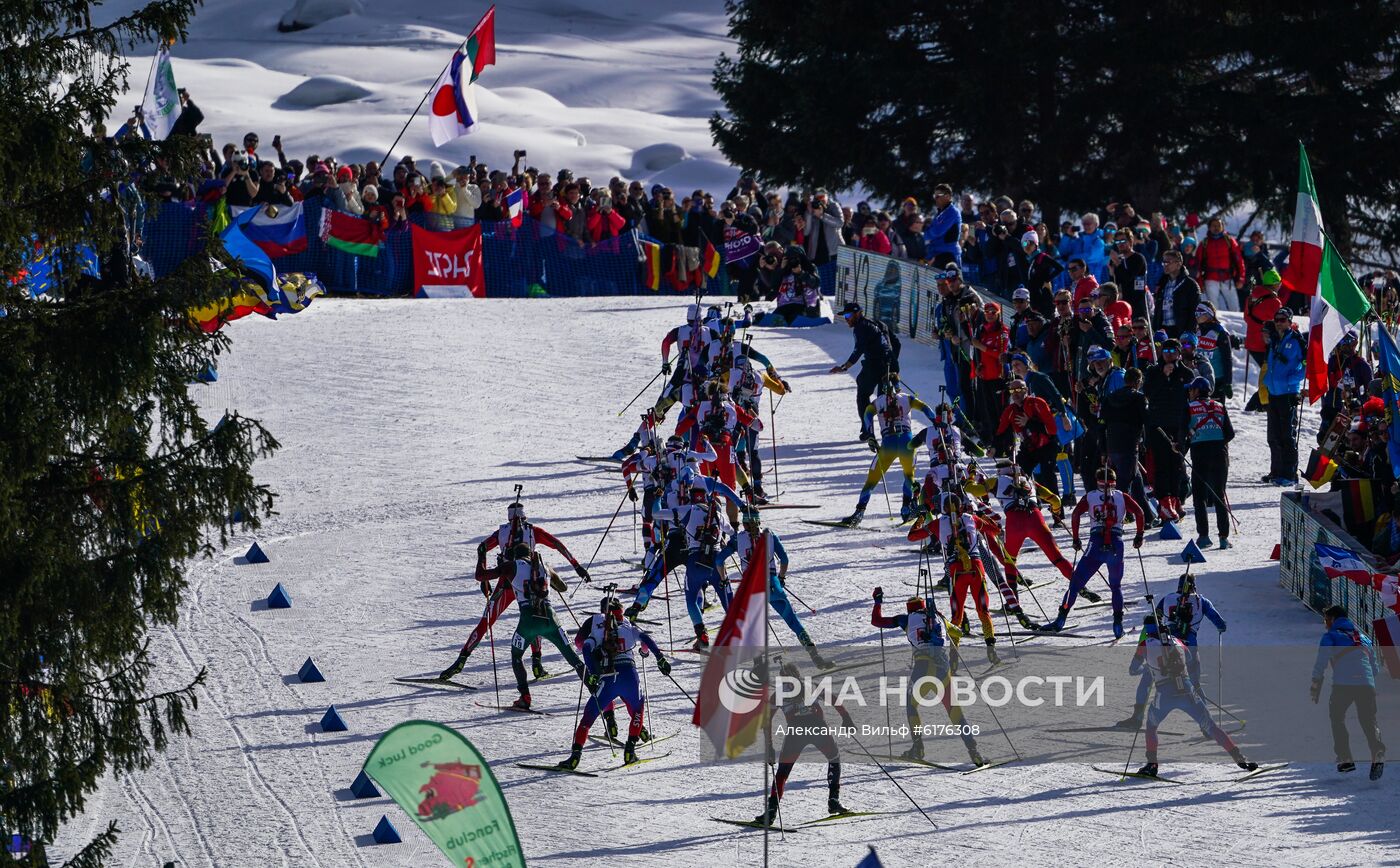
[
  {"xmin": 505, "ymin": 187, "xmax": 524, "ymax": 227},
  {"xmin": 427, "ymin": 6, "xmax": 497, "ymax": 147},
  {"xmin": 238, "ymin": 203, "xmax": 307, "ymax": 257}
]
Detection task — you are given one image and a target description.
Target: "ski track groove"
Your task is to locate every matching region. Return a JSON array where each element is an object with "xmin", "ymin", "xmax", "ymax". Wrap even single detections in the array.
[
  {"xmin": 117, "ymin": 776, "xmax": 157, "ymax": 868},
  {"xmin": 171, "ymin": 613, "xmax": 319, "ymax": 868}
]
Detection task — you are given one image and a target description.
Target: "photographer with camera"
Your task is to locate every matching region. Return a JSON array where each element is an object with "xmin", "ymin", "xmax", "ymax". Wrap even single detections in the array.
[
  {"xmin": 223, "ymin": 150, "xmax": 260, "ymax": 207},
  {"xmin": 253, "ymin": 162, "xmax": 294, "ymax": 207},
  {"xmin": 755, "ymin": 241, "xmax": 785, "ymax": 301},
  {"xmin": 803, "ymin": 188, "xmax": 844, "ymax": 267}
]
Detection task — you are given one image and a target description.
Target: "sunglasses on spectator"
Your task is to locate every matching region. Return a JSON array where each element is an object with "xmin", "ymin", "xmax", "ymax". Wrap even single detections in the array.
[
  {"xmin": 1133, "ymin": 324, "xmax": 1147, "ymax": 330},
  {"xmin": 1068, "ymin": 264, "xmax": 1082, "ymax": 271}
]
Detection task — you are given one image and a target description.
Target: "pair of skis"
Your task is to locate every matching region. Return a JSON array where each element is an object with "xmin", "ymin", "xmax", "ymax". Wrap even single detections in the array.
[
  {"xmin": 517, "ymin": 753, "xmax": 672, "ymax": 777},
  {"xmin": 712, "ymin": 810, "xmax": 899, "ymax": 833},
  {"xmin": 1090, "ymin": 764, "xmax": 1287, "ymax": 785}
]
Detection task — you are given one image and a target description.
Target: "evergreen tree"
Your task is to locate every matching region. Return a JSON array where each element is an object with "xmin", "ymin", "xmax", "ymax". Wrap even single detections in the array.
[
  {"xmin": 0, "ymin": 3, "xmax": 279, "ymax": 864},
  {"xmin": 712, "ymin": 0, "xmax": 1400, "ymax": 259}
]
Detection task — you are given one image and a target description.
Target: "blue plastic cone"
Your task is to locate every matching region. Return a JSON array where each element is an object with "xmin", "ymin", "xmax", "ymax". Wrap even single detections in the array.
[
  {"xmin": 297, "ymin": 657, "xmax": 324, "ymax": 683},
  {"xmin": 350, "ymin": 770, "xmax": 379, "ymax": 799},
  {"xmin": 372, "ymin": 815, "xmax": 401, "ymax": 844},
  {"xmin": 1180, "ymin": 539, "xmax": 1206, "ymax": 564},
  {"xmin": 243, "ymin": 542, "xmax": 270, "ymax": 564},
  {"xmin": 1159, "ymin": 521, "xmax": 1182, "ymax": 541},
  {"xmin": 266, "ymin": 583, "xmax": 292, "ymax": 609},
  {"xmin": 320, "ymin": 705, "xmax": 347, "ymax": 732}
]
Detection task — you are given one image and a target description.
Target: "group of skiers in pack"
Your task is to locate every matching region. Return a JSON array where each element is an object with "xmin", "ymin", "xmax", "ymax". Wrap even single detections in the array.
[{"xmin": 423, "ymin": 289, "xmax": 1396, "ymax": 826}]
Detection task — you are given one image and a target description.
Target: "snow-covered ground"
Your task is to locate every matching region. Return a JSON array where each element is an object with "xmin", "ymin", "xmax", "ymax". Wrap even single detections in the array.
[
  {"xmin": 103, "ymin": 0, "xmax": 739, "ymax": 194},
  {"xmin": 51, "ymin": 297, "xmax": 1400, "ymax": 866}
]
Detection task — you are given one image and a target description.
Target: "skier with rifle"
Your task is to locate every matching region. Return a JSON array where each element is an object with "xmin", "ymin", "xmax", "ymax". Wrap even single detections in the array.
[
  {"xmin": 1117, "ymin": 572, "xmax": 1227, "ymax": 730},
  {"xmin": 719, "ymin": 507, "xmax": 831, "ymax": 668},
  {"xmin": 839, "ymin": 374, "xmax": 936, "ymax": 526},
  {"xmin": 439, "ymin": 497, "xmax": 590, "ymax": 681},
  {"xmin": 871, "ymin": 588, "xmax": 987, "ymax": 765},
  {"xmin": 908, "ymin": 493, "xmax": 1003, "ymax": 664},
  {"xmin": 1040, "ymin": 467, "xmax": 1144, "ymax": 638},
  {"xmin": 558, "ymin": 591, "xmax": 671, "ymax": 768},
  {"xmin": 753, "ymin": 658, "xmax": 854, "ymax": 826},
  {"xmin": 1128, "ymin": 613, "xmax": 1256, "ymax": 778},
  {"xmin": 490, "ymin": 547, "xmax": 586, "ymax": 710}
]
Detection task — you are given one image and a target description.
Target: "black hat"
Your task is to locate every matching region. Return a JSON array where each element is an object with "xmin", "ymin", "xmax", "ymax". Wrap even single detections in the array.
[{"xmin": 839, "ymin": 302, "xmax": 862, "ymax": 316}]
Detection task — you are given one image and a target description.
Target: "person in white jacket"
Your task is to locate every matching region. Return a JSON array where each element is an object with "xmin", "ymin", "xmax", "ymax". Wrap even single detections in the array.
[{"xmin": 451, "ymin": 165, "xmax": 483, "ymax": 223}]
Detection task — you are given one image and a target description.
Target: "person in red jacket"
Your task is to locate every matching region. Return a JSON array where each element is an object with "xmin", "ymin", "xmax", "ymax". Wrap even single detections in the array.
[
  {"xmin": 586, "ymin": 196, "xmax": 626, "ymax": 244},
  {"xmin": 969, "ymin": 301, "xmax": 1009, "ymax": 443},
  {"xmin": 1243, "ymin": 267, "xmax": 1284, "ymax": 405},
  {"xmin": 1196, "ymin": 217, "xmax": 1245, "ymax": 312},
  {"xmin": 857, "ymin": 219, "xmax": 892, "ymax": 254},
  {"xmin": 994, "ymin": 378, "xmax": 1059, "ymax": 497}
]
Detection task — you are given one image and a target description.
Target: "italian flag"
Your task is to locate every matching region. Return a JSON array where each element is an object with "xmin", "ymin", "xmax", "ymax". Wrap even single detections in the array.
[{"xmin": 1291, "ymin": 143, "xmax": 1371, "ymax": 402}]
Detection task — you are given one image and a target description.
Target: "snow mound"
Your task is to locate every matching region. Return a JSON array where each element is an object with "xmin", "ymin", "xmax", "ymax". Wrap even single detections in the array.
[
  {"xmin": 627, "ymin": 142, "xmax": 688, "ymax": 175},
  {"xmin": 274, "ymin": 75, "xmax": 374, "ymax": 109},
  {"xmin": 277, "ymin": 0, "xmax": 364, "ymax": 32}
]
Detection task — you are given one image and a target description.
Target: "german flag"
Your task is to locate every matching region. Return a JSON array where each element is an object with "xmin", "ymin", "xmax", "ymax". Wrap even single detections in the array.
[
  {"xmin": 1303, "ymin": 448, "xmax": 1338, "ymax": 489},
  {"xmin": 702, "ymin": 238, "xmax": 722, "ymax": 279},
  {"xmin": 1340, "ymin": 479, "xmax": 1382, "ymax": 537},
  {"xmin": 639, "ymin": 239, "xmax": 663, "ymax": 291}
]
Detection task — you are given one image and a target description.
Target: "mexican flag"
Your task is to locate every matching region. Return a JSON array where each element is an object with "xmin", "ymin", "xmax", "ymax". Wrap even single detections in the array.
[
  {"xmin": 319, "ymin": 208, "xmax": 383, "ymax": 257},
  {"xmin": 1290, "ymin": 143, "xmax": 1371, "ymax": 402}
]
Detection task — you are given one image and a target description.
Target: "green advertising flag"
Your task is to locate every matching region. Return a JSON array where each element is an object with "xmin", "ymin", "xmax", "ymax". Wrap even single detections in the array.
[{"xmin": 362, "ymin": 720, "xmax": 526, "ymax": 867}]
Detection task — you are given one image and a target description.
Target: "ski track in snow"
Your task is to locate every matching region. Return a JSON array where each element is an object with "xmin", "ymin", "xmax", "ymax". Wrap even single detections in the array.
[{"xmin": 50, "ymin": 298, "xmax": 1400, "ymax": 866}]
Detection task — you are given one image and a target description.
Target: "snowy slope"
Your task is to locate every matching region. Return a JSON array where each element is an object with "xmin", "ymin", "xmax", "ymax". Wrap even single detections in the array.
[
  {"xmin": 51, "ymin": 298, "xmax": 1400, "ymax": 867},
  {"xmin": 103, "ymin": 0, "xmax": 738, "ymax": 193}
]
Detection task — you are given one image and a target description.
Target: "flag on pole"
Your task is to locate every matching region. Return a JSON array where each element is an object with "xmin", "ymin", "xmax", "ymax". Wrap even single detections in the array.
[
  {"xmin": 854, "ymin": 848, "xmax": 886, "ymax": 868},
  {"xmin": 1372, "ymin": 613, "xmax": 1400, "ymax": 678},
  {"xmin": 1315, "ymin": 542, "xmax": 1376, "ymax": 588},
  {"xmin": 1372, "ymin": 323, "xmax": 1400, "ymax": 477},
  {"xmin": 427, "ymin": 6, "xmax": 497, "ymax": 146},
  {"xmin": 1289, "ymin": 144, "xmax": 1372, "ymax": 401},
  {"xmin": 701, "ymin": 238, "xmax": 722, "ymax": 279},
  {"xmin": 505, "ymin": 188, "xmax": 524, "ymax": 227},
  {"xmin": 692, "ymin": 530, "xmax": 770, "ymax": 760},
  {"xmin": 141, "ymin": 43, "xmax": 182, "ymax": 140},
  {"xmin": 639, "ymin": 239, "xmax": 663, "ymax": 291}
]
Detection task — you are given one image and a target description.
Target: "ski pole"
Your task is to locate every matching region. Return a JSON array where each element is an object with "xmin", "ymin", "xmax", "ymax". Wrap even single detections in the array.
[
  {"xmin": 877, "ymin": 610, "xmax": 893, "ymax": 756},
  {"xmin": 659, "ymin": 666, "xmax": 694, "ymax": 705},
  {"xmin": 632, "ymin": 496, "xmax": 638, "ymax": 554},
  {"xmin": 948, "ymin": 635, "xmax": 1020, "ymax": 761},
  {"xmin": 617, "ymin": 368, "xmax": 666, "ymax": 417},
  {"xmin": 768, "ymin": 390, "xmax": 780, "ymax": 501},
  {"xmin": 778, "ymin": 576, "xmax": 817, "ymax": 615},
  {"xmin": 582, "ymin": 488, "xmax": 631, "ymax": 581},
  {"xmin": 488, "ymin": 619, "xmax": 500, "ymax": 708},
  {"xmin": 1217, "ymin": 631, "xmax": 1223, "ymax": 730},
  {"xmin": 844, "ymin": 730, "xmax": 938, "ymax": 829},
  {"xmin": 554, "ymin": 583, "xmax": 581, "ymax": 629}
]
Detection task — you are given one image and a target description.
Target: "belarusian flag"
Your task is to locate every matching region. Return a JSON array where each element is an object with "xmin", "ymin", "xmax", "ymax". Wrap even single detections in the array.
[
  {"xmin": 320, "ymin": 209, "xmax": 383, "ymax": 257},
  {"xmin": 427, "ymin": 6, "xmax": 497, "ymax": 146},
  {"xmin": 1290, "ymin": 143, "xmax": 1371, "ymax": 401}
]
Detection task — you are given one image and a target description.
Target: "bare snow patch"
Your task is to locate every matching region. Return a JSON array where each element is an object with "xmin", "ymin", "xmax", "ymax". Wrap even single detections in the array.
[{"xmin": 274, "ymin": 75, "xmax": 374, "ymax": 109}]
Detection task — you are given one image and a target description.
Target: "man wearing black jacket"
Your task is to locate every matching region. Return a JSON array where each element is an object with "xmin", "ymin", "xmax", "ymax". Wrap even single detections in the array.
[
  {"xmin": 1103, "ymin": 367, "xmax": 1153, "ymax": 525},
  {"xmin": 1142, "ymin": 339, "xmax": 1195, "ymax": 522},
  {"xmin": 830, "ymin": 302, "xmax": 901, "ymax": 441},
  {"xmin": 1023, "ymin": 232, "xmax": 1064, "ymax": 317},
  {"xmin": 1110, "ymin": 230, "xmax": 1150, "ymax": 319},
  {"xmin": 1153, "ymin": 250, "xmax": 1200, "ymax": 336}
]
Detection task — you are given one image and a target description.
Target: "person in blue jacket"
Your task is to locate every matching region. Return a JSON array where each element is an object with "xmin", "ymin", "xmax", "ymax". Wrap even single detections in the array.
[
  {"xmin": 922, "ymin": 183, "xmax": 962, "ymax": 270},
  {"xmin": 1311, "ymin": 605, "xmax": 1386, "ymax": 778},
  {"xmin": 1263, "ymin": 309, "xmax": 1306, "ymax": 485}
]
